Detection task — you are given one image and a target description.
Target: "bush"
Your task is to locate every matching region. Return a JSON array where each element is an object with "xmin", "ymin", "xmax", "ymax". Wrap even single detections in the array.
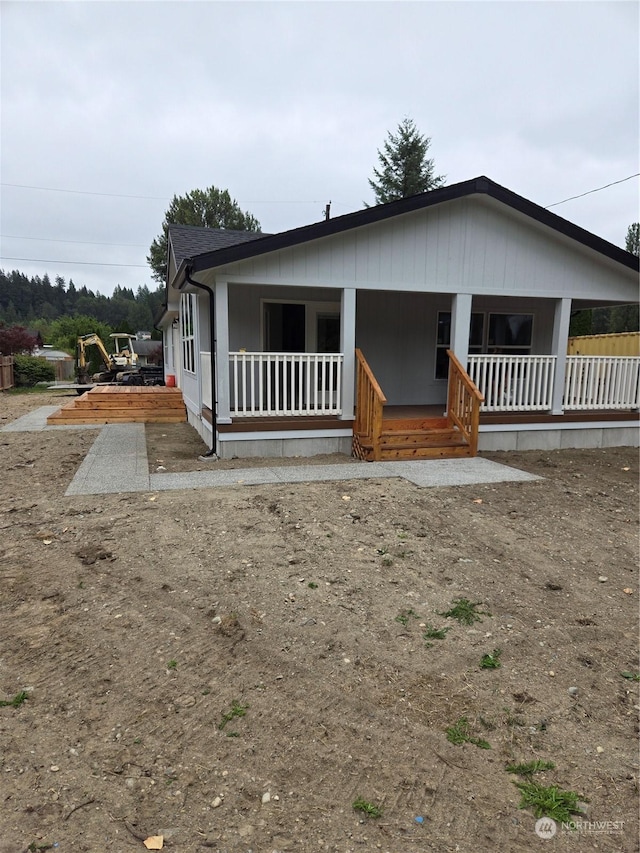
[{"xmin": 13, "ymin": 354, "xmax": 55, "ymax": 387}]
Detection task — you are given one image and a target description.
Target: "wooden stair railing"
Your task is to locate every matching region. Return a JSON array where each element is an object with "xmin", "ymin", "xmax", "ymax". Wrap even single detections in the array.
[
  {"xmin": 353, "ymin": 348, "xmax": 387, "ymax": 460},
  {"xmin": 446, "ymin": 349, "xmax": 484, "ymax": 456}
]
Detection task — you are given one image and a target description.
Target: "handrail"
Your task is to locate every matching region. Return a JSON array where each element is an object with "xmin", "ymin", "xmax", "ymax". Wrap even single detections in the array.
[
  {"xmin": 354, "ymin": 349, "xmax": 387, "ymax": 460},
  {"xmin": 446, "ymin": 350, "xmax": 484, "ymax": 456}
]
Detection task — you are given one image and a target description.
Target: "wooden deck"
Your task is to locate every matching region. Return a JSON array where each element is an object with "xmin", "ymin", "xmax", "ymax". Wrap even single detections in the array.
[{"xmin": 46, "ymin": 386, "xmax": 187, "ymax": 425}]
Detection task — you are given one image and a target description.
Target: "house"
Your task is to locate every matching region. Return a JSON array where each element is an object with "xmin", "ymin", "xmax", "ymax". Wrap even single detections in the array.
[{"xmin": 155, "ymin": 176, "xmax": 639, "ymax": 459}]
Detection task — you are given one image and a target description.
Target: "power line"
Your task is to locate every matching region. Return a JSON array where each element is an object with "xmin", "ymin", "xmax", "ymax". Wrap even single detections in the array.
[
  {"xmin": 1, "ymin": 233, "xmax": 148, "ymax": 248},
  {"xmin": 0, "ymin": 256, "xmax": 149, "ymax": 269},
  {"xmin": 545, "ymin": 173, "xmax": 640, "ymax": 209},
  {"xmin": 1, "ymin": 182, "xmax": 168, "ymax": 201}
]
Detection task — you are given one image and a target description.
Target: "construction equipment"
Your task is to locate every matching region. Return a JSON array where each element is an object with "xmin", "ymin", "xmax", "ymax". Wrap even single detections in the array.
[{"xmin": 76, "ymin": 333, "xmax": 163, "ymax": 387}]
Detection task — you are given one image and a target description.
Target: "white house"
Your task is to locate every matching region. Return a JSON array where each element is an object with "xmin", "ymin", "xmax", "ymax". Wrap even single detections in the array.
[{"xmin": 156, "ymin": 176, "xmax": 639, "ymax": 459}]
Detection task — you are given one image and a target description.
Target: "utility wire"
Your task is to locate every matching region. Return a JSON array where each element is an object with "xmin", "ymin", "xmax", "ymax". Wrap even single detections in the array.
[
  {"xmin": 0, "ymin": 256, "xmax": 148, "ymax": 269},
  {"xmin": 545, "ymin": 173, "xmax": 640, "ymax": 209},
  {"xmin": 1, "ymin": 234, "xmax": 148, "ymax": 248}
]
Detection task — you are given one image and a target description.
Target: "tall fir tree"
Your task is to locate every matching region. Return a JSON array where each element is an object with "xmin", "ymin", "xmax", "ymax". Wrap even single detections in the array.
[
  {"xmin": 625, "ymin": 222, "xmax": 639, "ymax": 256},
  {"xmin": 368, "ymin": 117, "xmax": 445, "ymax": 205}
]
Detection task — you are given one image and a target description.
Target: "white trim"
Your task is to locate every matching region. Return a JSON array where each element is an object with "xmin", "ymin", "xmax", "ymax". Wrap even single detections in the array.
[
  {"xmin": 480, "ymin": 420, "xmax": 638, "ymax": 432},
  {"xmin": 219, "ymin": 428, "xmax": 353, "ymax": 442}
]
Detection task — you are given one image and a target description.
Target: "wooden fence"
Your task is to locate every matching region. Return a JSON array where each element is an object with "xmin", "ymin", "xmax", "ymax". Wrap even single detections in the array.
[{"xmin": 0, "ymin": 356, "xmax": 14, "ymax": 390}]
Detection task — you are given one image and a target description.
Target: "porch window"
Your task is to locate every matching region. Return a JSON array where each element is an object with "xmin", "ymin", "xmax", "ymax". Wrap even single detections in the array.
[
  {"xmin": 435, "ymin": 311, "xmax": 484, "ymax": 379},
  {"xmin": 435, "ymin": 311, "xmax": 534, "ymax": 378},
  {"xmin": 180, "ymin": 292, "xmax": 196, "ymax": 373}
]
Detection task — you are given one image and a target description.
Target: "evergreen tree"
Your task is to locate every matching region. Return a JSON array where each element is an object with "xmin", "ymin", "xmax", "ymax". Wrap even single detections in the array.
[
  {"xmin": 625, "ymin": 222, "xmax": 639, "ymax": 256},
  {"xmin": 368, "ymin": 117, "xmax": 445, "ymax": 205},
  {"xmin": 147, "ymin": 186, "xmax": 261, "ymax": 283}
]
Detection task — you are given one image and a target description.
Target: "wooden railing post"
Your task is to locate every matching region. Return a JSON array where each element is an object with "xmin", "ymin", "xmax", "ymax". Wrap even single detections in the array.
[
  {"xmin": 354, "ymin": 349, "xmax": 387, "ymax": 460},
  {"xmin": 446, "ymin": 350, "xmax": 483, "ymax": 456}
]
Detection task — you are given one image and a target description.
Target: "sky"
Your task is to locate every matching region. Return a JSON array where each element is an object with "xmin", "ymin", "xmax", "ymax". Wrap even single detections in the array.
[{"xmin": 1, "ymin": 0, "xmax": 638, "ymax": 298}]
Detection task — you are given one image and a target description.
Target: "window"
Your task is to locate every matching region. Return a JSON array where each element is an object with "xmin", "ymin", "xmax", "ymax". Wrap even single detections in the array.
[
  {"xmin": 180, "ymin": 292, "xmax": 196, "ymax": 373},
  {"xmin": 435, "ymin": 311, "xmax": 484, "ymax": 379},
  {"xmin": 487, "ymin": 313, "xmax": 533, "ymax": 352},
  {"xmin": 435, "ymin": 311, "xmax": 534, "ymax": 378}
]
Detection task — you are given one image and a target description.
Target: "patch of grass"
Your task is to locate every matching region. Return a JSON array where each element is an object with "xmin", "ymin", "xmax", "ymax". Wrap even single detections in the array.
[
  {"xmin": 382, "ymin": 558, "xmax": 393, "ymax": 567},
  {"xmin": 514, "ymin": 780, "xmax": 584, "ymax": 823},
  {"xmin": 308, "ymin": 582, "xmax": 319, "ymax": 589},
  {"xmin": 0, "ymin": 690, "xmax": 29, "ymax": 708},
  {"xmin": 166, "ymin": 659, "xmax": 178, "ymax": 670},
  {"xmin": 352, "ymin": 797, "xmax": 383, "ymax": 818},
  {"xmin": 445, "ymin": 716, "xmax": 491, "ymax": 749},
  {"xmin": 438, "ymin": 598, "xmax": 491, "ymax": 625},
  {"xmin": 506, "ymin": 759, "xmax": 556, "ymax": 777},
  {"xmin": 395, "ymin": 608, "xmax": 419, "ymax": 626},
  {"xmin": 621, "ymin": 671, "xmax": 640, "ymax": 682},
  {"xmin": 219, "ymin": 699, "xmax": 249, "ymax": 731},
  {"xmin": 480, "ymin": 649, "xmax": 502, "ymax": 669}
]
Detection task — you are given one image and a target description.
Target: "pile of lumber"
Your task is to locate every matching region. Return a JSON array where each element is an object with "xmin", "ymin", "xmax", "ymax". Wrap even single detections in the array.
[{"xmin": 46, "ymin": 386, "xmax": 187, "ymax": 425}]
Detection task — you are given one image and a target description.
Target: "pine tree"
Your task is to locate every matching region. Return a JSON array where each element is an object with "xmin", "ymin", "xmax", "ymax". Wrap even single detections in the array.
[
  {"xmin": 368, "ymin": 118, "xmax": 445, "ymax": 205},
  {"xmin": 625, "ymin": 222, "xmax": 639, "ymax": 256}
]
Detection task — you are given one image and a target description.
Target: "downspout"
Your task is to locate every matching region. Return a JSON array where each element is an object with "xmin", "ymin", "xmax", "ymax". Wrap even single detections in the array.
[{"xmin": 184, "ymin": 265, "xmax": 218, "ymax": 459}]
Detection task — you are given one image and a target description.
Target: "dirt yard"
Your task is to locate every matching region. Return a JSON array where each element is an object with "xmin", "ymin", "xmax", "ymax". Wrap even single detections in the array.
[{"xmin": 1, "ymin": 390, "xmax": 638, "ymax": 853}]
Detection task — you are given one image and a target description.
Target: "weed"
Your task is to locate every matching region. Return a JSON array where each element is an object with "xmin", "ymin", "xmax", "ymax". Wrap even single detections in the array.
[
  {"xmin": 0, "ymin": 691, "xmax": 29, "ymax": 708},
  {"xmin": 308, "ymin": 582, "xmax": 319, "ymax": 589},
  {"xmin": 514, "ymin": 780, "xmax": 584, "ymax": 823},
  {"xmin": 219, "ymin": 700, "xmax": 249, "ymax": 731},
  {"xmin": 621, "ymin": 671, "xmax": 640, "ymax": 682},
  {"xmin": 445, "ymin": 716, "xmax": 491, "ymax": 749},
  {"xmin": 480, "ymin": 649, "xmax": 502, "ymax": 669},
  {"xmin": 382, "ymin": 558, "xmax": 393, "ymax": 567},
  {"xmin": 438, "ymin": 598, "xmax": 491, "ymax": 625},
  {"xmin": 423, "ymin": 624, "xmax": 450, "ymax": 641},
  {"xmin": 506, "ymin": 759, "xmax": 556, "ymax": 776},
  {"xmin": 167, "ymin": 660, "xmax": 178, "ymax": 670},
  {"xmin": 395, "ymin": 609, "xmax": 419, "ymax": 626},
  {"xmin": 352, "ymin": 797, "xmax": 383, "ymax": 818}
]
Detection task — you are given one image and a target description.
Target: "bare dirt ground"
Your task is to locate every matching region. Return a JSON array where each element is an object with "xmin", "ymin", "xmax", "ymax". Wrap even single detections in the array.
[{"xmin": 1, "ymin": 390, "xmax": 638, "ymax": 853}]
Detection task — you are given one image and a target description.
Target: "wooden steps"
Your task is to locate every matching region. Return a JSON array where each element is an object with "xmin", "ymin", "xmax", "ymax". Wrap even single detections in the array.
[
  {"xmin": 354, "ymin": 416, "xmax": 473, "ymax": 461},
  {"xmin": 46, "ymin": 386, "xmax": 187, "ymax": 425}
]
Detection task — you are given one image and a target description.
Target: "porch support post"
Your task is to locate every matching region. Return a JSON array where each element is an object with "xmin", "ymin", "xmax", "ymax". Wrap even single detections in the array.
[
  {"xmin": 340, "ymin": 287, "xmax": 356, "ymax": 419},
  {"xmin": 214, "ymin": 280, "xmax": 232, "ymax": 424},
  {"xmin": 550, "ymin": 297, "xmax": 572, "ymax": 415},
  {"xmin": 450, "ymin": 293, "xmax": 473, "ymax": 369}
]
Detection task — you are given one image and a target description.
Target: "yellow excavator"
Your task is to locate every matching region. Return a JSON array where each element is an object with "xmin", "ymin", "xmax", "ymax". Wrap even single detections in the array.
[{"xmin": 76, "ymin": 333, "xmax": 162, "ymax": 386}]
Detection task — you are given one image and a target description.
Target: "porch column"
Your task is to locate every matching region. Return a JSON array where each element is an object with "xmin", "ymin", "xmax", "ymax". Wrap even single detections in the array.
[
  {"xmin": 450, "ymin": 293, "xmax": 473, "ymax": 368},
  {"xmin": 340, "ymin": 287, "xmax": 356, "ymax": 419},
  {"xmin": 214, "ymin": 280, "xmax": 232, "ymax": 424},
  {"xmin": 550, "ymin": 297, "xmax": 572, "ymax": 415}
]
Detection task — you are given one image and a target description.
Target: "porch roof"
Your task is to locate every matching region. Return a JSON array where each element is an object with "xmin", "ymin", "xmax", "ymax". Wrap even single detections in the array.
[{"xmin": 174, "ymin": 176, "xmax": 639, "ymax": 286}]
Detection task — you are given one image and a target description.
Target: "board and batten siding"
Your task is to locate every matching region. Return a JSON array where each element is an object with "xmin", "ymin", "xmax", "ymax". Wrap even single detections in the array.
[{"xmin": 205, "ymin": 197, "xmax": 637, "ymax": 302}]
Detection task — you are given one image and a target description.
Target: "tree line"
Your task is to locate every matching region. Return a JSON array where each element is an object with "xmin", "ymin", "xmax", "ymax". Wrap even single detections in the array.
[{"xmin": 0, "ymin": 269, "xmax": 165, "ymax": 346}]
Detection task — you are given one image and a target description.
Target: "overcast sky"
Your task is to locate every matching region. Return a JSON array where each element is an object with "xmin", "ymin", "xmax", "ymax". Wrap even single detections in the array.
[{"xmin": 1, "ymin": 0, "xmax": 638, "ymax": 298}]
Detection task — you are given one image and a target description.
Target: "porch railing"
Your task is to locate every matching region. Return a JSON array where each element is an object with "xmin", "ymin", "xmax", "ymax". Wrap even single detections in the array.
[
  {"xmin": 564, "ymin": 356, "xmax": 640, "ymax": 410},
  {"xmin": 446, "ymin": 350, "xmax": 484, "ymax": 455},
  {"xmin": 353, "ymin": 348, "xmax": 387, "ymax": 459},
  {"xmin": 229, "ymin": 351, "xmax": 343, "ymax": 416},
  {"xmin": 467, "ymin": 354, "xmax": 556, "ymax": 412}
]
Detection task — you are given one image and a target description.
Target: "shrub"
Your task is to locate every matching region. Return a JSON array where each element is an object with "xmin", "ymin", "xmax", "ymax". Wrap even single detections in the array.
[{"xmin": 13, "ymin": 354, "xmax": 55, "ymax": 387}]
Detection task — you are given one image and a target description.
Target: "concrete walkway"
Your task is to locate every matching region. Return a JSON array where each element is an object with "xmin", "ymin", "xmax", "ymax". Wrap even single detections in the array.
[{"xmin": 2, "ymin": 407, "xmax": 541, "ymax": 496}]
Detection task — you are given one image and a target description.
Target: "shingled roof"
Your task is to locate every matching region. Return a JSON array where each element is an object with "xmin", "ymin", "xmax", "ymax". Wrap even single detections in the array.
[{"xmin": 168, "ymin": 223, "xmax": 269, "ymax": 268}]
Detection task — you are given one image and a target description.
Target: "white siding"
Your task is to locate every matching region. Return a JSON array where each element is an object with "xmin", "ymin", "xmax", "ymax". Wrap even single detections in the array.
[{"xmin": 209, "ymin": 197, "xmax": 636, "ymax": 302}]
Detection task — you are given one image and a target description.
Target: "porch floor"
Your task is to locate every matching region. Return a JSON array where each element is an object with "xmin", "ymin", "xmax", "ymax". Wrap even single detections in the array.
[{"xmin": 215, "ymin": 405, "xmax": 639, "ymax": 433}]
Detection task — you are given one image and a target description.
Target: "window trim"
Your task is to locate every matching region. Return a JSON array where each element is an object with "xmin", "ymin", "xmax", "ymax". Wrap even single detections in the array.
[{"xmin": 180, "ymin": 292, "xmax": 196, "ymax": 374}]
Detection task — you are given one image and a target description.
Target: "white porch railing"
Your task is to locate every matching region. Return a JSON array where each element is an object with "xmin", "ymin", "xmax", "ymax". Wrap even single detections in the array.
[
  {"xmin": 201, "ymin": 351, "xmax": 212, "ymax": 408},
  {"xmin": 467, "ymin": 355, "xmax": 556, "ymax": 412},
  {"xmin": 564, "ymin": 356, "xmax": 640, "ymax": 410},
  {"xmin": 230, "ymin": 351, "xmax": 343, "ymax": 416}
]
